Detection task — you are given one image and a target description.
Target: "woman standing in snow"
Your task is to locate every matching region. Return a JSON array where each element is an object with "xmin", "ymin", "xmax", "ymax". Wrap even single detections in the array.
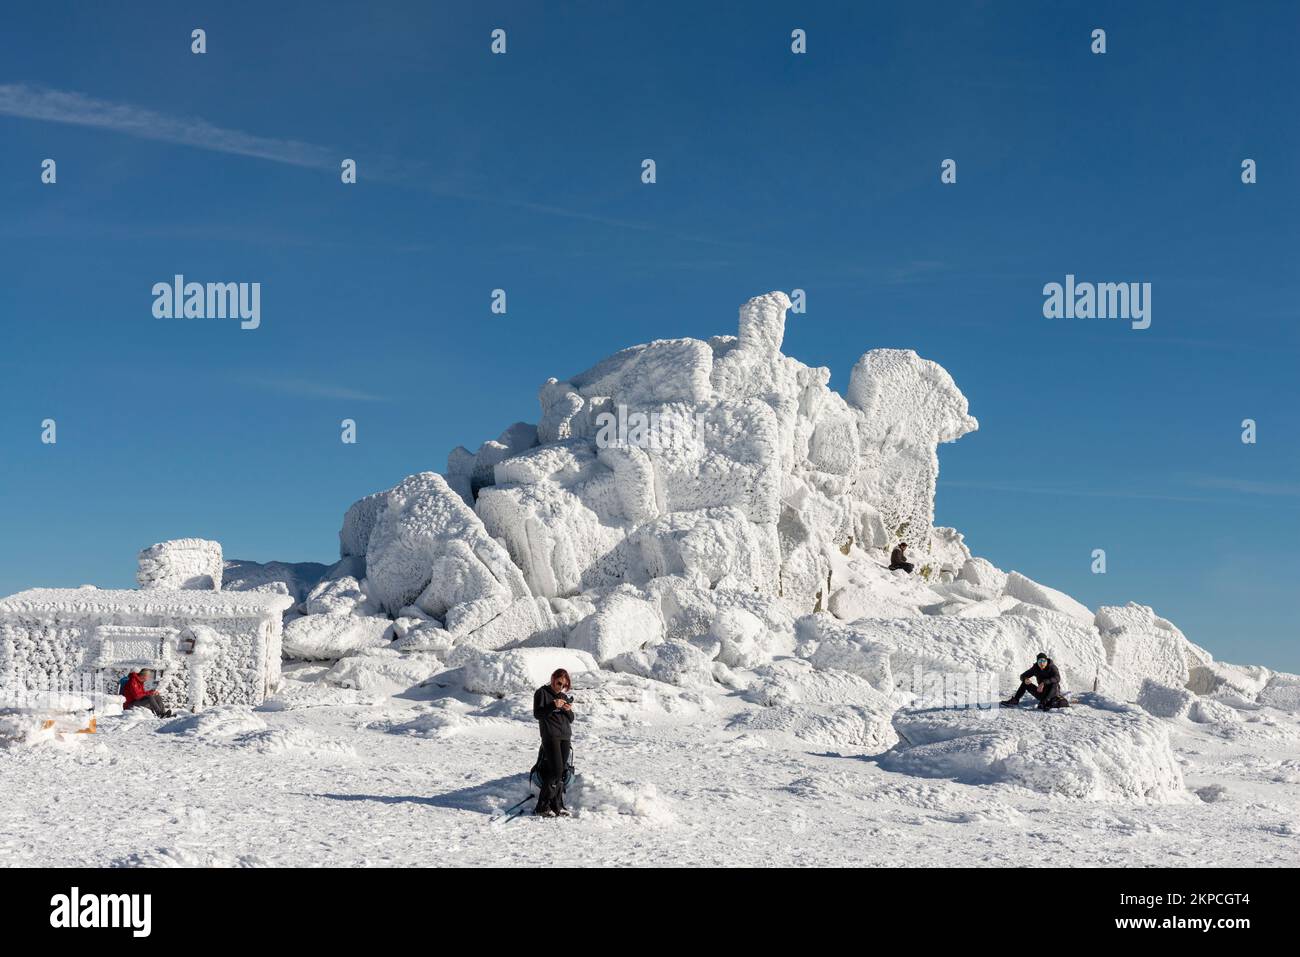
[{"xmin": 533, "ymin": 669, "xmax": 574, "ymax": 817}]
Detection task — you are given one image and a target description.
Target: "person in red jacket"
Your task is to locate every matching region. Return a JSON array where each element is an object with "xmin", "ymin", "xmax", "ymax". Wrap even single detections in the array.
[{"xmin": 122, "ymin": 669, "xmax": 170, "ymax": 717}]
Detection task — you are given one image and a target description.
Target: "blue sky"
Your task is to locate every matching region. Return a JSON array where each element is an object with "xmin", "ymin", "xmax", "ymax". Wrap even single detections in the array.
[{"xmin": 1, "ymin": 1, "xmax": 1297, "ymax": 669}]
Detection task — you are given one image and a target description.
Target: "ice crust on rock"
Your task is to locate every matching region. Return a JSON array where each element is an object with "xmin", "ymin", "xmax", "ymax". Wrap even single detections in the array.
[
  {"xmin": 567, "ymin": 589, "xmax": 663, "ymax": 664},
  {"xmin": 1096, "ymin": 603, "xmax": 1208, "ymax": 701},
  {"xmin": 884, "ymin": 699, "xmax": 1186, "ymax": 802},
  {"xmin": 729, "ymin": 701, "xmax": 898, "ymax": 752},
  {"xmin": 322, "ymin": 649, "xmax": 438, "ymax": 695},
  {"xmin": 1003, "ymin": 571, "xmax": 1094, "ymax": 625},
  {"xmin": 796, "ymin": 611, "xmax": 1108, "ymax": 696},
  {"xmin": 390, "ymin": 292, "xmax": 982, "ymax": 615},
  {"xmin": 137, "ymin": 539, "xmax": 224, "ymax": 590},
  {"xmin": 363, "ymin": 472, "xmax": 527, "ymax": 617},
  {"xmin": 845, "ymin": 348, "xmax": 977, "ymax": 548},
  {"xmin": 459, "ymin": 646, "xmax": 599, "ymax": 698},
  {"xmin": 281, "ymin": 613, "xmax": 392, "ymax": 661}
]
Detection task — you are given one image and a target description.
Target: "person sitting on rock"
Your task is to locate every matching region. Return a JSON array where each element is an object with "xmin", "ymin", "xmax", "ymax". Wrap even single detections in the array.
[
  {"xmin": 888, "ymin": 542, "xmax": 914, "ymax": 574},
  {"xmin": 1000, "ymin": 653, "xmax": 1068, "ymax": 710},
  {"xmin": 121, "ymin": 668, "xmax": 171, "ymax": 718}
]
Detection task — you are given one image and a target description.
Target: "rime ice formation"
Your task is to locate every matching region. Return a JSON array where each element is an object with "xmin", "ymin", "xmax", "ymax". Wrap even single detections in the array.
[
  {"xmin": 6, "ymin": 292, "xmax": 1298, "ymax": 814},
  {"xmin": 137, "ymin": 538, "xmax": 224, "ymax": 590},
  {"xmin": 884, "ymin": 697, "xmax": 1186, "ymax": 802}
]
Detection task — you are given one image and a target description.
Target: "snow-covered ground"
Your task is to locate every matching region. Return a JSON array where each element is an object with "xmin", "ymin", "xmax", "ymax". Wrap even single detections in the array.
[
  {"xmin": 4, "ymin": 291, "xmax": 1298, "ymax": 867},
  {"xmin": 3, "ymin": 664, "xmax": 1299, "ymax": 867}
]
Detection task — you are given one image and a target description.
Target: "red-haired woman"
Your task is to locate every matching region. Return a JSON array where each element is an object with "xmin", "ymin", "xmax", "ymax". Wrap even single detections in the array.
[{"xmin": 532, "ymin": 668, "xmax": 574, "ymax": 817}]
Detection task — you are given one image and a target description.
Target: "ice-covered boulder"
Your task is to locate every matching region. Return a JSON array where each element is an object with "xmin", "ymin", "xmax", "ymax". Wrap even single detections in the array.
[
  {"xmin": 883, "ymin": 699, "xmax": 1185, "ymax": 802},
  {"xmin": 1137, "ymin": 679, "xmax": 1196, "ymax": 720},
  {"xmin": 303, "ymin": 575, "xmax": 375, "ymax": 617},
  {"xmin": 632, "ymin": 507, "xmax": 779, "ymax": 591},
  {"xmin": 794, "ymin": 614, "xmax": 895, "ymax": 690},
  {"xmin": 391, "ymin": 622, "xmax": 454, "ymax": 656},
  {"xmin": 457, "ymin": 596, "xmax": 564, "ymax": 651},
  {"xmin": 322, "ymin": 649, "xmax": 438, "ymax": 695},
  {"xmin": 137, "ymin": 538, "xmax": 223, "ymax": 590},
  {"xmin": 364, "ymin": 472, "xmax": 527, "ymax": 617},
  {"xmin": 1003, "ymin": 572, "xmax": 1093, "ymax": 625},
  {"xmin": 958, "ymin": 556, "xmax": 1008, "ymax": 595},
  {"xmin": 1257, "ymin": 673, "xmax": 1300, "ymax": 712},
  {"xmin": 567, "ymin": 589, "xmax": 663, "ymax": 664},
  {"xmin": 846, "ymin": 348, "xmax": 977, "ymax": 545},
  {"xmin": 797, "ymin": 610, "xmax": 1107, "ymax": 697},
  {"xmin": 647, "ymin": 576, "xmax": 718, "ymax": 642},
  {"xmin": 339, "ymin": 491, "xmax": 388, "ymax": 558},
  {"xmin": 728, "ymin": 702, "xmax": 898, "ymax": 752},
  {"xmin": 458, "ymin": 647, "xmax": 598, "ymax": 698},
  {"xmin": 1185, "ymin": 660, "xmax": 1272, "ymax": 703},
  {"xmin": 568, "ymin": 669, "xmax": 712, "ymax": 727},
  {"xmin": 826, "ymin": 583, "xmax": 925, "ymax": 621},
  {"xmin": 1096, "ymin": 603, "xmax": 1207, "ymax": 701},
  {"xmin": 742, "ymin": 658, "xmax": 900, "ymax": 712},
  {"xmin": 609, "ymin": 640, "xmax": 716, "ymax": 690},
  {"xmin": 281, "ymin": 614, "xmax": 392, "ymax": 661},
  {"xmin": 472, "ymin": 422, "xmax": 539, "ymax": 487},
  {"xmin": 475, "ymin": 463, "xmax": 629, "ymax": 597},
  {"xmin": 1189, "ymin": 697, "xmax": 1242, "ymax": 724},
  {"xmin": 709, "ymin": 606, "xmax": 785, "ymax": 670}
]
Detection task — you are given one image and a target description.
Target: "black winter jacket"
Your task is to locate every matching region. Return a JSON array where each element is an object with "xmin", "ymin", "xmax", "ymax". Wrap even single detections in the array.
[
  {"xmin": 534, "ymin": 685, "xmax": 574, "ymax": 741},
  {"xmin": 1021, "ymin": 659, "xmax": 1062, "ymax": 694}
]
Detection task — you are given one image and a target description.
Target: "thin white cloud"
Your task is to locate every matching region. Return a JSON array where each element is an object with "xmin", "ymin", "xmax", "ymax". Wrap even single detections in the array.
[
  {"xmin": 0, "ymin": 83, "xmax": 743, "ymax": 247},
  {"xmin": 0, "ymin": 83, "xmax": 336, "ymax": 168},
  {"xmin": 1190, "ymin": 477, "xmax": 1300, "ymax": 498}
]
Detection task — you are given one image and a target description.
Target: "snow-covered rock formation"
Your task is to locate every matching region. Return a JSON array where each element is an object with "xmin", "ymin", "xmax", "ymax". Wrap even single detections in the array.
[
  {"xmin": 342, "ymin": 291, "xmax": 977, "ymax": 627},
  {"xmin": 282, "ymin": 292, "xmax": 1291, "ymax": 750},
  {"xmin": 8, "ymin": 291, "xmax": 1297, "ymax": 812},
  {"xmin": 137, "ymin": 538, "xmax": 224, "ymax": 590}
]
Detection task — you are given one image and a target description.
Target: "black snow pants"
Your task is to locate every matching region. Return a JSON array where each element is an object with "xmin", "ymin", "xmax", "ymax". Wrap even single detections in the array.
[
  {"xmin": 127, "ymin": 694, "xmax": 168, "ymax": 717},
  {"xmin": 1009, "ymin": 681, "xmax": 1063, "ymax": 710},
  {"xmin": 535, "ymin": 735, "xmax": 571, "ymax": 814},
  {"xmin": 889, "ymin": 561, "xmax": 915, "ymax": 573}
]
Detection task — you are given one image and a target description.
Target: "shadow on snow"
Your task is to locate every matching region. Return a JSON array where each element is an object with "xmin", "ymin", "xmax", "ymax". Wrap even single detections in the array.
[{"xmin": 301, "ymin": 772, "xmax": 531, "ymax": 815}]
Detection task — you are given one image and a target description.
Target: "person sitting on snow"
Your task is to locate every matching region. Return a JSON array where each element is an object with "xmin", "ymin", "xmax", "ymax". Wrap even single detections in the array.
[
  {"xmin": 1000, "ymin": 653, "xmax": 1068, "ymax": 710},
  {"xmin": 121, "ymin": 668, "xmax": 171, "ymax": 718},
  {"xmin": 888, "ymin": 542, "xmax": 914, "ymax": 574}
]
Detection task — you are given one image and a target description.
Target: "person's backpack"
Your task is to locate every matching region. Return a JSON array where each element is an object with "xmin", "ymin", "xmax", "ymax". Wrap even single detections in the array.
[
  {"xmin": 528, "ymin": 745, "xmax": 575, "ymax": 790},
  {"xmin": 117, "ymin": 675, "xmax": 130, "ymax": 696}
]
